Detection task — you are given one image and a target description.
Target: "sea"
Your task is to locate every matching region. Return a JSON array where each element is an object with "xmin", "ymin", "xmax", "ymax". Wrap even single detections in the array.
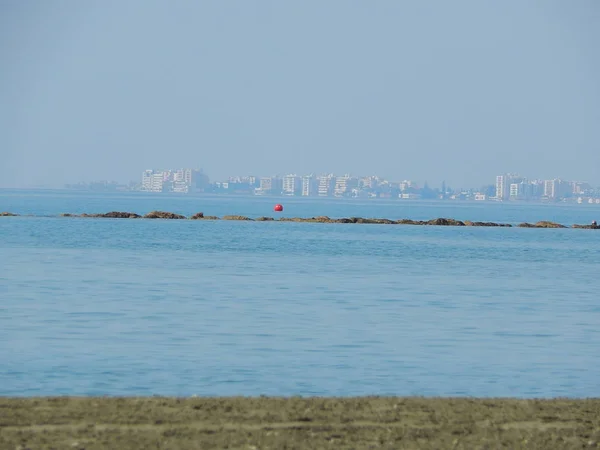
[{"xmin": 1, "ymin": 189, "xmax": 599, "ymax": 398}]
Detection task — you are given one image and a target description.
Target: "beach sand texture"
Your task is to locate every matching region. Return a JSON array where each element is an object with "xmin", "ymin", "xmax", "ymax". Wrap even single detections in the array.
[{"xmin": 1, "ymin": 396, "xmax": 599, "ymax": 449}]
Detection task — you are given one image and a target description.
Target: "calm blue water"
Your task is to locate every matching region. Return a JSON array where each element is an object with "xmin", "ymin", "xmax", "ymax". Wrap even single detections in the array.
[{"xmin": 1, "ymin": 189, "xmax": 599, "ymax": 398}]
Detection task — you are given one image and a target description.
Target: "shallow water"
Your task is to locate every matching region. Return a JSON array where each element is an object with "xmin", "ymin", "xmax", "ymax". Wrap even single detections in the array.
[{"xmin": 1, "ymin": 190, "xmax": 599, "ymax": 397}]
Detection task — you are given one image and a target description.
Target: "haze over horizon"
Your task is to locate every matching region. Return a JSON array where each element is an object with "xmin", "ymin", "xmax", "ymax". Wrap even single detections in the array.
[{"xmin": 1, "ymin": 1, "xmax": 599, "ymax": 189}]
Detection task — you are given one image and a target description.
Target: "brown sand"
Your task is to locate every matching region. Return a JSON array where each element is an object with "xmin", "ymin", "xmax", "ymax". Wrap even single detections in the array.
[{"xmin": 1, "ymin": 397, "xmax": 599, "ymax": 449}]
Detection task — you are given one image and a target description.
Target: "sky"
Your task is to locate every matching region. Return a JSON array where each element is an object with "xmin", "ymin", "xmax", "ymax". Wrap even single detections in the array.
[{"xmin": 1, "ymin": 0, "xmax": 599, "ymax": 189}]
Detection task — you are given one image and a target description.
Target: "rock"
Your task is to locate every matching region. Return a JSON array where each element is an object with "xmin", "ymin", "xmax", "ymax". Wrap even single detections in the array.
[
  {"xmin": 278, "ymin": 217, "xmax": 302, "ymax": 222},
  {"xmin": 190, "ymin": 212, "xmax": 219, "ymax": 220},
  {"xmin": 99, "ymin": 211, "xmax": 141, "ymax": 219},
  {"xmin": 358, "ymin": 218, "xmax": 396, "ymax": 224},
  {"xmin": 426, "ymin": 218, "xmax": 465, "ymax": 226},
  {"xmin": 0, "ymin": 212, "xmax": 18, "ymax": 216},
  {"xmin": 534, "ymin": 221, "xmax": 566, "ymax": 228},
  {"xmin": 572, "ymin": 224, "xmax": 600, "ymax": 229},
  {"xmin": 519, "ymin": 221, "xmax": 566, "ymax": 228},
  {"xmin": 465, "ymin": 221, "xmax": 512, "ymax": 227},
  {"xmin": 76, "ymin": 212, "xmax": 140, "ymax": 218},
  {"xmin": 396, "ymin": 219, "xmax": 424, "ymax": 225},
  {"xmin": 518, "ymin": 222, "xmax": 535, "ymax": 228},
  {"xmin": 255, "ymin": 216, "xmax": 275, "ymax": 221},
  {"xmin": 279, "ymin": 216, "xmax": 334, "ymax": 223},
  {"xmin": 222, "ymin": 215, "xmax": 253, "ymax": 221},
  {"xmin": 143, "ymin": 211, "xmax": 186, "ymax": 219}
]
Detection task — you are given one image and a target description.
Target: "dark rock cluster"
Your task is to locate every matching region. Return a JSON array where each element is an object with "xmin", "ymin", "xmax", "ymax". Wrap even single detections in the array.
[{"xmin": 3, "ymin": 211, "xmax": 599, "ymax": 229}]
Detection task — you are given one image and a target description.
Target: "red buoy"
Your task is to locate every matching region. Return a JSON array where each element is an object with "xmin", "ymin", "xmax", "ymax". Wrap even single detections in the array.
[{"xmin": 274, "ymin": 204, "xmax": 283, "ymax": 212}]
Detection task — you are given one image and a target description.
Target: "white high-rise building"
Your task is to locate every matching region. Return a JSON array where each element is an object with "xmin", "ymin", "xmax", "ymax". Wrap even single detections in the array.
[
  {"xmin": 334, "ymin": 175, "xmax": 358, "ymax": 197},
  {"xmin": 544, "ymin": 179, "xmax": 557, "ymax": 198},
  {"xmin": 317, "ymin": 174, "xmax": 335, "ymax": 196},
  {"xmin": 142, "ymin": 170, "xmax": 154, "ymax": 191},
  {"xmin": 141, "ymin": 168, "xmax": 208, "ymax": 193},
  {"xmin": 282, "ymin": 174, "xmax": 301, "ymax": 195},
  {"xmin": 495, "ymin": 175, "xmax": 509, "ymax": 200},
  {"xmin": 151, "ymin": 172, "xmax": 165, "ymax": 192},
  {"xmin": 301, "ymin": 175, "xmax": 316, "ymax": 196},
  {"xmin": 142, "ymin": 170, "xmax": 167, "ymax": 192},
  {"xmin": 495, "ymin": 174, "xmax": 523, "ymax": 200}
]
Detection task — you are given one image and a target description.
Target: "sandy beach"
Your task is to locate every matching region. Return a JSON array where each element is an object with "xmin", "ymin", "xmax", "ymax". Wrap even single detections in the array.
[{"xmin": 1, "ymin": 396, "xmax": 599, "ymax": 449}]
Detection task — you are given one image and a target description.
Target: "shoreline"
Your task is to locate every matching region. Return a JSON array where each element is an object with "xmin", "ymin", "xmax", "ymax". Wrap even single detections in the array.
[
  {"xmin": 1, "ymin": 211, "xmax": 599, "ymax": 229},
  {"xmin": 2, "ymin": 396, "xmax": 599, "ymax": 449}
]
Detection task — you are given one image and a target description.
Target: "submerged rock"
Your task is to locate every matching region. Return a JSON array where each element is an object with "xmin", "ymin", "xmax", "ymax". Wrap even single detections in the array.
[
  {"xmin": 426, "ymin": 218, "xmax": 465, "ymax": 226},
  {"xmin": 143, "ymin": 211, "xmax": 186, "ymax": 219},
  {"xmin": 279, "ymin": 217, "xmax": 309, "ymax": 222},
  {"xmin": 255, "ymin": 216, "xmax": 275, "ymax": 221},
  {"xmin": 190, "ymin": 212, "xmax": 220, "ymax": 220},
  {"xmin": 222, "ymin": 215, "xmax": 253, "ymax": 221},
  {"xmin": 519, "ymin": 221, "xmax": 566, "ymax": 228},
  {"xmin": 99, "ymin": 211, "xmax": 141, "ymax": 218},
  {"xmin": 572, "ymin": 224, "xmax": 600, "ymax": 229},
  {"xmin": 464, "ymin": 221, "xmax": 512, "ymax": 227},
  {"xmin": 535, "ymin": 221, "xmax": 566, "ymax": 228},
  {"xmin": 0, "ymin": 212, "xmax": 18, "ymax": 216},
  {"xmin": 76, "ymin": 211, "xmax": 141, "ymax": 218},
  {"xmin": 396, "ymin": 219, "xmax": 424, "ymax": 225},
  {"xmin": 311, "ymin": 216, "xmax": 333, "ymax": 223},
  {"xmin": 355, "ymin": 218, "xmax": 397, "ymax": 224},
  {"xmin": 278, "ymin": 216, "xmax": 333, "ymax": 223}
]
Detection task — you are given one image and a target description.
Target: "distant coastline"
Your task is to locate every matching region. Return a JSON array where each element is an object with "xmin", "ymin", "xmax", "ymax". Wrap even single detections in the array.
[{"xmin": 2, "ymin": 186, "xmax": 600, "ymax": 206}]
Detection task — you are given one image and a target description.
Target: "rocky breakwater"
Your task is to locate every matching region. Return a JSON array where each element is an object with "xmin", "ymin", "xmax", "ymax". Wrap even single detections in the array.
[
  {"xmin": 277, "ymin": 216, "xmax": 513, "ymax": 226},
  {"xmin": 5, "ymin": 211, "xmax": 599, "ymax": 229}
]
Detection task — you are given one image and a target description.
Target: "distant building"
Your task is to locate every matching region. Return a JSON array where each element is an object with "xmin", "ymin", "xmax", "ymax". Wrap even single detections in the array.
[
  {"xmin": 543, "ymin": 179, "xmax": 556, "ymax": 198},
  {"xmin": 400, "ymin": 193, "xmax": 421, "ymax": 199},
  {"xmin": 495, "ymin": 175, "xmax": 509, "ymax": 200},
  {"xmin": 257, "ymin": 176, "xmax": 282, "ymax": 195},
  {"xmin": 495, "ymin": 173, "xmax": 523, "ymax": 200},
  {"xmin": 282, "ymin": 174, "xmax": 301, "ymax": 196},
  {"xmin": 141, "ymin": 170, "xmax": 168, "ymax": 192},
  {"xmin": 572, "ymin": 181, "xmax": 591, "ymax": 195},
  {"xmin": 399, "ymin": 180, "xmax": 414, "ymax": 192},
  {"xmin": 334, "ymin": 175, "xmax": 358, "ymax": 197},
  {"xmin": 141, "ymin": 168, "xmax": 209, "ymax": 193},
  {"xmin": 301, "ymin": 175, "xmax": 317, "ymax": 196},
  {"xmin": 317, "ymin": 174, "xmax": 335, "ymax": 197}
]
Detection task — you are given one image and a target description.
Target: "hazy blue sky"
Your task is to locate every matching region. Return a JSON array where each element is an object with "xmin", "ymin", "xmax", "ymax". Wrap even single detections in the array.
[{"xmin": 1, "ymin": 0, "xmax": 599, "ymax": 188}]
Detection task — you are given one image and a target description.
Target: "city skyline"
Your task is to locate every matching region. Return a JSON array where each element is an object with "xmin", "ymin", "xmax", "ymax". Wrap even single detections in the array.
[
  {"xmin": 2, "ymin": 2, "xmax": 599, "ymax": 189},
  {"xmin": 11, "ymin": 163, "xmax": 600, "ymax": 192},
  {"xmin": 57, "ymin": 167, "xmax": 600, "ymax": 204}
]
